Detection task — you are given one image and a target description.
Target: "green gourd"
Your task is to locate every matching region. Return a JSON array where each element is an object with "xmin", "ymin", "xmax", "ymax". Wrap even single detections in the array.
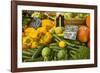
[
  {"xmin": 57, "ymin": 50, "xmax": 67, "ymax": 60},
  {"xmin": 42, "ymin": 47, "xmax": 51, "ymax": 61}
]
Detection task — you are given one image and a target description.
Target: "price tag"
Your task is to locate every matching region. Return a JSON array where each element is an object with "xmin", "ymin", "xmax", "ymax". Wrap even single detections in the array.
[
  {"xmin": 64, "ymin": 32, "xmax": 77, "ymax": 40},
  {"xmin": 64, "ymin": 25, "xmax": 78, "ymax": 40}
]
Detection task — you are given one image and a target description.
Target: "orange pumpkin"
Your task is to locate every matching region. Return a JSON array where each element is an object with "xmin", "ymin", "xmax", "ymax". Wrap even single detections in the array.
[
  {"xmin": 86, "ymin": 15, "xmax": 90, "ymax": 28},
  {"xmin": 78, "ymin": 26, "xmax": 89, "ymax": 42}
]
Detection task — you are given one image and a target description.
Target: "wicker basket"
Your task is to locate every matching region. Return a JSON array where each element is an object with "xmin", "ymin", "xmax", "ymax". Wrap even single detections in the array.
[{"xmin": 64, "ymin": 18, "xmax": 86, "ymax": 25}]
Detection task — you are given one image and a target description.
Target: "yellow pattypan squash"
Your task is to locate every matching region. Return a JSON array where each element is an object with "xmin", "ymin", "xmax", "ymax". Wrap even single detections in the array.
[
  {"xmin": 31, "ymin": 41, "xmax": 38, "ymax": 48},
  {"xmin": 28, "ymin": 31, "xmax": 38, "ymax": 39},
  {"xmin": 24, "ymin": 27, "xmax": 35, "ymax": 34},
  {"xmin": 55, "ymin": 27, "xmax": 63, "ymax": 34},
  {"xmin": 24, "ymin": 27, "xmax": 38, "ymax": 39},
  {"xmin": 57, "ymin": 33, "xmax": 64, "ymax": 37},
  {"xmin": 59, "ymin": 41, "xmax": 66, "ymax": 48},
  {"xmin": 22, "ymin": 36, "xmax": 33, "ymax": 47},
  {"xmin": 40, "ymin": 32, "xmax": 52, "ymax": 45},
  {"xmin": 42, "ymin": 19, "xmax": 55, "ymax": 31},
  {"xmin": 22, "ymin": 44, "xmax": 28, "ymax": 49},
  {"xmin": 37, "ymin": 27, "xmax": 47, "ymax": 34}
]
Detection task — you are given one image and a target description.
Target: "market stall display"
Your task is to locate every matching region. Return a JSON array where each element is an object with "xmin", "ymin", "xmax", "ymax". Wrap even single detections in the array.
[{"xmin": 22, "ymin": 11, "xmax": 90, "ymax": 62}]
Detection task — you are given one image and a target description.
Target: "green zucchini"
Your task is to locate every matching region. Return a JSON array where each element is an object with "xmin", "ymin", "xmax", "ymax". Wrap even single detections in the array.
[
  {"xmin": 32, "ymin": 45, "xmax": 45, "ymax": 59},
  {"xmin": 27, "ymin": 49, "xmax": 36, "ymax": 54},
  {"xmin": 70, "ymin": 53, "xmax": 78, "ymax": 60},
  {"xmin": 70, "ymin": 50, "xmax": 78, "ymax": 55},
  {"xmin": 22, "ymin": 55, "xmax": 31, "ymax": 59},
  {"xmin": 22, "ymin": 50, "xmax": 32, "ymax": 56},
  {"xmin": 69, "ymin": 46, "xmax": 90, "ymax": 59},
  {"xmin": 49, "ymin": 46, "xmax": 61, "ymax": 50},
  {"xmin": 52, "ymin": 34, "xmax": 61, "ymax": 41},
  {"xmin": 49, "ymin": 43, "xmax": 57, "ymax": 46},
  {"xmin": 24, "ymin": 57, "xmax": 44, "ymax": 62}
]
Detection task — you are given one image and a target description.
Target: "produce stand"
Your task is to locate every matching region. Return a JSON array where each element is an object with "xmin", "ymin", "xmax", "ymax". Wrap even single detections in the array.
[{"xmin": 22, "ymin": 11, "xmax": 90, "ymax": 62}]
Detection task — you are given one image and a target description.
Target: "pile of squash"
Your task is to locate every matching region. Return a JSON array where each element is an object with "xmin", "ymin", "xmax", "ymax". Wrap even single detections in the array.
[{"xmin": 22, "ymin": 19, "xmax": 55, "ymax": 49}]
